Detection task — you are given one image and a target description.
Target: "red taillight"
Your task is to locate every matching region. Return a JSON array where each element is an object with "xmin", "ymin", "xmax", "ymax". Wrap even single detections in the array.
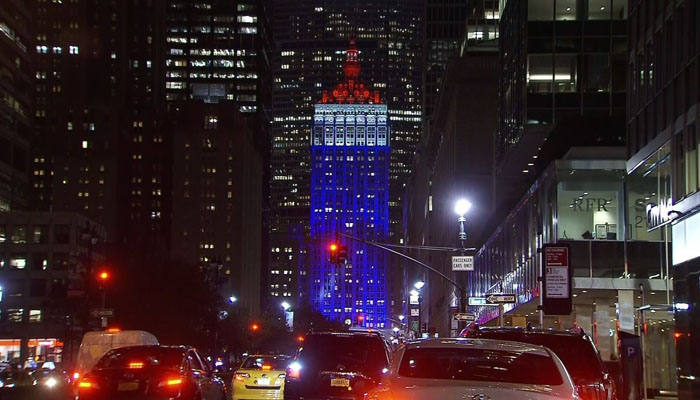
[
  {"xmin": 234, "ymin": 372, "xmax": 250, "ymax": 382},
  {"xmin": 157, "ymin": 377, "xmax": 183, "ymax": 388},
  {"xmin": 78, "ymin": 378, "xmax": 97, "ymax": 390},
  {"xmin": 577, "ymin": 383, "xmax": 607, "ymax": 400}
]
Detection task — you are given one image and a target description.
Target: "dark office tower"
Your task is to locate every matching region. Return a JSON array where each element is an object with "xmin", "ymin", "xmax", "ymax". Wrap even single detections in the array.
[
  {"xmin": 31, "ymin": 0, "xmax": 121, "ymax": 237},
  {"xmin": 496, "ymin": 0, "xmax": 627, "ymax": 206},
  {"xmin": 164, "ymin": 0, "xmax": 271, "ymax": 116},
  {"xmin": 0, "ymin": 1, "xmax": 32, "ymax": 211},
  {"xmin": 270, "ymin": 0, "xmax": 424, "ymax": 304},
  {"xmin": 626, "ymin": 2, "xmax": 700, "ymax": 399},
  {"xmin": 169, "ymin": 102, "xmax": 263, "ymax": 316}
]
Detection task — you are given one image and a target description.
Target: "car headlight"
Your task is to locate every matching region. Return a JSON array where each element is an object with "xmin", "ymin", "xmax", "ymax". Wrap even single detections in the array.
[{"xmin": 45, "ymin": 377, "xmax": 58, "ymax": 388}]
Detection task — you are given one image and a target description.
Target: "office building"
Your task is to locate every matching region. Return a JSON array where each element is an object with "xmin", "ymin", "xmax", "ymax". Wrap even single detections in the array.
[
  {"xmin": 0, "ymin": 212, "xmax": 106, "ymax": 366},
  {"xmin": 496, "ymin": 0, "xmax": 627, "ymax": 211},
  {"xmin": 270, "ymin": 0, "xmax": 424, "ymax": 305},
  {"xmin": 307, "ymin": 40, "xmax": 390, "ymax": 326},
  {"xmin": 0, "ymin": 1, "xmax": 32, "ymax": 211},
  {"xmin": 626, "ymin": 1, "xmax": 699, "ymax": 398},
  {"xmin": 169, "ymin": 102, "xmax": 263, "ymax": 316}
]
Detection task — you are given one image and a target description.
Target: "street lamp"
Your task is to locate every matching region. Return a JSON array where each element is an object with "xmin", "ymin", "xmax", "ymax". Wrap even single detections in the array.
[
  {"xmin": 414, "ymin": 281, "xmax": 425, "ymax": 290},
  {"xmin": 228, "ymin": 295, "xmax": 237, "ymax": 305},
  {"xmin": 455, "ymin": 199, "xmax": 472, "ymax": 245},
  {"xmin": 398, "ymin": 315, "xmax": 405, "ymax": 322},
  {"xmin": 281, "ymin": 301, "xmax": 291, "ymax": 311}
]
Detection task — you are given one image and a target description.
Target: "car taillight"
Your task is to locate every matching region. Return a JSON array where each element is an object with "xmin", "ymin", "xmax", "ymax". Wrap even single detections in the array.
[
  {"xmin": 286, "ymin": 361, "xmax": 302, "ymax": 380},
  {"xmin": 129, "ymin": 361, "xmax": 144, "ymax": 369},
  {"xmin": 78, "ymin": 378, "xmax": 98, "ymax": 390},
  {"xmin": 234, "ymin": 372, "xmax": 250, "ymax": 382},
  {"xmin": 157, "ymin": 378, "xmax": 183, "ymax": 388},
  {"xmin": 577, "ymin": 383, "xmax": 607, "ymax": 400}
]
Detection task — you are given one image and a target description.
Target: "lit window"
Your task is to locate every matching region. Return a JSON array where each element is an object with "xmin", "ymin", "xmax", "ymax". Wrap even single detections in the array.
[
  {"xmin": 82, "ymin": 141, "xmax": 89, "ymax": 149},
  {"xmin": 29, "ymin": 310, "xmax": 42, "ymax": 323},
  {"xmin": 69, "ymin": 45, "xmax": 79, "ymax": 54}
]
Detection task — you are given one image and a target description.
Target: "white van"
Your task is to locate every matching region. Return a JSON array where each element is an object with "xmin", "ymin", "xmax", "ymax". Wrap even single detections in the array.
[{"xmin": 74, "ymin": 329, "xmax": 159, "ymax": 380}]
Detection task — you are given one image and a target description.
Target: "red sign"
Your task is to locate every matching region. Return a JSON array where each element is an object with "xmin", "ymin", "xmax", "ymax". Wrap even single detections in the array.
[{"xmin": 542, "ymin": 244, "xmax": 572, "ymax": 315}]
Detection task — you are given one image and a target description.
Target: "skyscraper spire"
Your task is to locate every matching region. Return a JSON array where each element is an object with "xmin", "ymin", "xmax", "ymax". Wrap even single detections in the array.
[{"xmin": 343, "ymin": 38, "xmax": 360, "ymax": 80}]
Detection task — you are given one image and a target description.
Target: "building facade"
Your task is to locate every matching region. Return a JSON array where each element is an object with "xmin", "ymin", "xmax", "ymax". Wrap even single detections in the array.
[
  {"xmin": 0, "ymin": 1, "xmax": 33, "ymax": 211},
  {"xmin": 626, "ymin": 1, "xmax": 700, "ymax": 398},
  {"xmin": 269, "ymin": 0, "xmax": 424, "ymax": 306},
  {"xmin": 169, "ymin": 102, "xmax": 263, "ymax": 316},
  {"xmin": 307, "ymin": 41, "xmax": 390, "ymax": 327},
  {"xmin": 496, "ymin": 0, "xmax": 627, "ymax": 212},
  {"xmin": 0, "ymin": 212, "xmax": 106, "ymax": 366}
]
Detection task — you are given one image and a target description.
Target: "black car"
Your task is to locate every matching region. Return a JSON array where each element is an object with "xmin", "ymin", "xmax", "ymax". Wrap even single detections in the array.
[
  {"xmin": 461, "ymin": 325, "xmax": 616, "ymax": 400},
  {"xmin": 284, "ymin": 331, "xmax": 391, "ymax": 400},
  {"xmin": 77, "ymin": 345, "xmax": 226, "ymax": 400}
]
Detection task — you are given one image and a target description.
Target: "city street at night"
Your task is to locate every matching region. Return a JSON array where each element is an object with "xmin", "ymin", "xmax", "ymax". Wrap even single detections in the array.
[{"xmin": 1, "ymin": 0, "xmax": 699, "ymax": 399}]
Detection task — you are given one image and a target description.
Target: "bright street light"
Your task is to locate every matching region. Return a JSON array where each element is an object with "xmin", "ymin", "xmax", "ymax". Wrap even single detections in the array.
[
  {"xmin": 281, "ymin": 301, "xmax": 291, "ymax": 311},
  {"xmin": 392, "ymin": 327, "xmax": 400, "ymax": 333},
  {"xmin": 454, "ymin": 199, "xmax": 472, "ymax": 217},
  {"xmin": 228, "ymin": 296, "xmax": 237, "ymax": 305},
  {"xmin": 414, "ymin": 281, "xmax": 425, "ymax": 290},
  {"xmin": 398, "ymin": 315, "xmax": 405, "ymax": 321}
]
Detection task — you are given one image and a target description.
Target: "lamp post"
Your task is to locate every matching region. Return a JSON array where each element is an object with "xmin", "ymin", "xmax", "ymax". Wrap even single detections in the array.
[
  {"xmin": 454, "ymin": 199, "xmax": 472, "ymax": 250},
  {"xmin": 281, "ymin": 301, "xmax": 293, "ymax": 330},
  {"xmin": 97, "ymin": 270, "xmax": 109, "ymax": 328},
  {"xmin": 411, "ymin": 280, "xmax": 425, "ymax": 337}
]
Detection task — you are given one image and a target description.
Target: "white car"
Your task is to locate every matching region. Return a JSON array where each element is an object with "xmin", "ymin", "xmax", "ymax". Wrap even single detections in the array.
[{"xmin": 365, "ymin": 338, "xmax": 580, "ymax": 400}]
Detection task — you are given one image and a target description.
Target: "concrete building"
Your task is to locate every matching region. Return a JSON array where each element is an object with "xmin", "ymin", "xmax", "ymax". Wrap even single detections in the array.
[
  {"xmin": 169, "ymin": 102, "xmax": 263, "ymax": 316},
  {"xmin": 626, "ymin": 1, "xmax": 700, "ymax": 398},
  {"xmin": 0, "ymin": 1, "xmax": 33, "ymax": 211},
  {"xmin": 403, "ymin": 49, "xmax": 499, "ymax": 336},
  {"xmin": 0, "ymin": 212, "xmax": 106, "ymax": 366}
]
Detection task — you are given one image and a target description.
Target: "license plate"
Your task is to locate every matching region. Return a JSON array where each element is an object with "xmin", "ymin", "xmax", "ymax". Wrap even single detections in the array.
[
  {"xmin": 117, "ymin": 381, "xmax": 139, "ymax": 391},
  {"xmin": 331, "ymin": 378, "xmax": 350, "ymax": 387},
  {"xmin": 257, "ymin": 377, "xmax": 270, "ymax": 385}
]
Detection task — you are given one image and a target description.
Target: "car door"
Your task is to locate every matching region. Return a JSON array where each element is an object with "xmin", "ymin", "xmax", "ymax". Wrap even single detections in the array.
[
  {"xmin": 192, "ymin": 350, "xmax": 221, "ymax": 399},
  {"xmin": 187, "ymin": 350, "xmax": 213, "ymax": 399}
]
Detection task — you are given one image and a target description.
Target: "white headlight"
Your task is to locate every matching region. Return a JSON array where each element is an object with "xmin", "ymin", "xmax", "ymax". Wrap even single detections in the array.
[{"xmin": 45, "ymin": 377, "xmax": 58, "ymax": 388}]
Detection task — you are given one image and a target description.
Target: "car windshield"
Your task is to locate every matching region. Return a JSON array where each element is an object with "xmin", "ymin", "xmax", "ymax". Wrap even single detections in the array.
[
  {"xmin": 242, "ymin": 356, "xmax": 290, "ymax": 370},
  {"xmin": 469, "ymin": 332, "xmax": 604, "ymax": 381},
  {"xmin": 95, "ymin": 347, "xmax": 184, "ymax": 370},
  {"xmin": 299, "ymin": 334, "xmax": 388, "ymax": 376},
  {"xmin": 398, "ymin": 347, "xmax": 563, "ymax": 386}
]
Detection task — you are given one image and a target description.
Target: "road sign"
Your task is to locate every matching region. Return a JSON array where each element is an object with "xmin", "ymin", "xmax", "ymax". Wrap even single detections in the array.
[
  {"xmin": 468, "ymin": 297, "xmax": 497, "ymax": 306},
  {"xmin": 486, "ymin": 294, "xmax": 516, "ymax": 304},
  {"xmin": 454, "ymin": 313, "xmax": 476, "ymax": 322},
  {"xmin": 410, "ymin": 308, "xmax": 420, "ymax": 317},
  {"xmin": 543, "ymin": 244, "xmax": 572, "ymax": 315},
  {"xmin": 90, "ymin": 309, "xmax": 114, "ymax": 318},
  {"xmin": 452, "ymin": 256, "xmax": 474, "ymax": 271}
]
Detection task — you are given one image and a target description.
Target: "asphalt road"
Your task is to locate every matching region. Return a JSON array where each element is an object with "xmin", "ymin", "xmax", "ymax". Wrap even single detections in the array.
[{"xmin": 0, "ymin": 386, "xmax": 72, "ymax": 400}]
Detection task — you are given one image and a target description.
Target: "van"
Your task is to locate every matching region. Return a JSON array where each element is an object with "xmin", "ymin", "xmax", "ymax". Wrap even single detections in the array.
[{"xmin": 74, "ymin": 329, "xmax": 158, "ymax": 380}]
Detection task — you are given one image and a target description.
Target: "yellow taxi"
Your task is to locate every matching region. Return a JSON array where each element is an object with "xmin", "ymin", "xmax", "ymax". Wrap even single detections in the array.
[{"xmin": 232, "ymin": 355, "xmax": 290, "ymax": 400}]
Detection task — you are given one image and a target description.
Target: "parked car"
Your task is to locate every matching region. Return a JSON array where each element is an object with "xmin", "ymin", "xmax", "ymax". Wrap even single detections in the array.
[
  {"xmin": 0, "ymin": 369, "xmax": 38, "ymax": 389},
  {"xmin": 284, "ymin": 331, "xmax": 391, "ymax": 400},
  {"xmin": 366, "ymin": 338, "xmax": 580, "ymax": 400},
  {"xmin": 233, "ymin": 355, "xmax": 290, "ymax": 400},
  {"xmin": 76, "ymin": 345, "xmax": 226, "ymax": 400},
  {"xmin": 461, "ymin": 325, "xmax": 615, "ymax": 400}
]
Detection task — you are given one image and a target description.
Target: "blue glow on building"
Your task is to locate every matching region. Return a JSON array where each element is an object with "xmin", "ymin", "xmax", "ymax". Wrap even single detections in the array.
[{"xmin": 308, "ymin": 41, "xmax": 390, "ymax": 328}]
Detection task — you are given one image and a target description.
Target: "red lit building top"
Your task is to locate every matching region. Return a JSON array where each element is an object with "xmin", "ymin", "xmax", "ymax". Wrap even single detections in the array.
[{"xmin": 320, "ymin": 39, "xmax": 382, "ymax": 105}]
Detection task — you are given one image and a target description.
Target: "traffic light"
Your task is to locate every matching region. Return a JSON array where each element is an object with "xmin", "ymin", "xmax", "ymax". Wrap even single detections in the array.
[
  {"xmin": 250, "ymin": 322, "xmax": 260, "ymax": 333},
  {"xmin": 98, "ymin": 271, "xmax": 109, "ymax": 282},
  {"xmin": 329, "ymin": 243, "xmax": 339, "ymax": 264},
  {"xmin": 338, "ymin": 245, "xmax": 348, "ymax": 265},
  {"xmin": 357, "ymin": 315, "xmax": 364, "ymax": 326}
]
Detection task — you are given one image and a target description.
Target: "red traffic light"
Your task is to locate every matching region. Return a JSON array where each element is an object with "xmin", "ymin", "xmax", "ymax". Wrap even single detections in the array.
[
  {"xmin": 329, "ymin": 243, "xmax": 338, "ymax": 252},
  {"xmin": 297, "ymin": 335, "xmax": 305, "ymax": 343},
  {"xmin": 98, "ymin": 271, "xmax": 109, "ymax": 281},
  {"xmin": 250, "ymin": 323, "xmax": 260, "ymax": 332}
]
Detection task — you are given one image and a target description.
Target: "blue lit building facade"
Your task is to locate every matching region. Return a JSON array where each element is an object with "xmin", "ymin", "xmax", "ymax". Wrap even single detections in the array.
[{"xmin": 308, "ymin": 41, "xmax": 390, "ymax": 328}]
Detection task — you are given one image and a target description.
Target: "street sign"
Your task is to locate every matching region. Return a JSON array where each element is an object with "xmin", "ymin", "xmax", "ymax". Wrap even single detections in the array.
[
  {"xmin": 410, "ymin": 308, "xmax": 420, "ymax": 317},
  {"xmin": 486, "ymin": 294, "xmax": 516, "ymax": 304},
  {"xmin": 468, "ymin": 297, "xmax": 498, "ymax": 306},
  {"xmin": 452, "ymin": 256, "xmax": 474, "ymax": 271},
  {"xmin": 454, "ymin": 313, "xmax": 476, "ymax": 322},
  {"xmin": 90, "ymin": 309, "xmax": 114, "ymax": 318},
  {"xmin": 543, "ymin": 244, "xmax": 572, "ymax": 315}
]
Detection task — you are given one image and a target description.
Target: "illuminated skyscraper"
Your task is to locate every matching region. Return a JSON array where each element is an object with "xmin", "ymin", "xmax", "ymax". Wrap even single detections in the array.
[
  {"xmin": 270, "ymin": 0, "xmax": 423, "ymax": 305},
  {"xmin": 308, "ymin": 40, "xmax": 390, "ymax": 327}
]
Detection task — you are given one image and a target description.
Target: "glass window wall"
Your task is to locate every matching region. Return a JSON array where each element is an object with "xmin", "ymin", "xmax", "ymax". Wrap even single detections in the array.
[{"xmin": 528, "ymin": 0, "xmax": 554, "ymax": 21}]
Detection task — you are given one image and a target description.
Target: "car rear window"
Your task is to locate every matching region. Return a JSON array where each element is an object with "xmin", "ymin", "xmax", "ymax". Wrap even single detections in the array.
[
  {"xmin": 242, "ymin": 356, "xmax": 290, "ymax": 370},
  {"xmin": 468, "ymin": 332, "xmax": 604, "ymax": 381},
  {"xmin": 398, "ymin": 347, "xmax": 564, "ymax": 386},
  {"xmin": 299, "ymin": 334, "xmax": 388, "ymax": 376},
  {"xmin": 95, "ymin": 347, "xmax": 184, "ymax": 370}
]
